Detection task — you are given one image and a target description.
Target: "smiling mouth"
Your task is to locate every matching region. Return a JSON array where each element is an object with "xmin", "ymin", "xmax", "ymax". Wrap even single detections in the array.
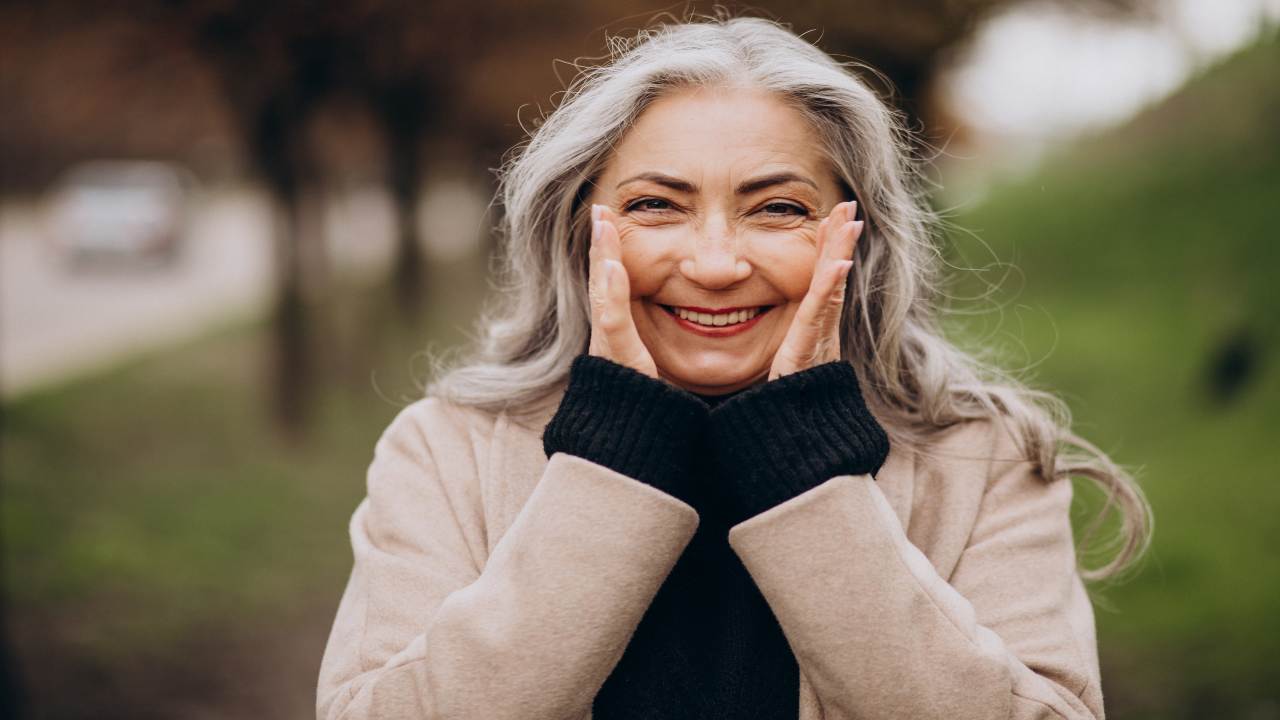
[{"xmin": 659, "ymin": 304, "xmax": 775, "ymax": 328}]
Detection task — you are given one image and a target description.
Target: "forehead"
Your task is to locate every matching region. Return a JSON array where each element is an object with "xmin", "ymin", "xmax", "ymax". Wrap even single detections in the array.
[{"xmin": 603, "ymin": 84, "xmax": 830, "ymax": 181}]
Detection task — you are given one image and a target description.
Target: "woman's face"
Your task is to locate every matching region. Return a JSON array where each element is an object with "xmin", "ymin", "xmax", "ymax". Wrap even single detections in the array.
[{"xmin": 586, "ymin": 84, "xmax": 847, "ymax": 396}]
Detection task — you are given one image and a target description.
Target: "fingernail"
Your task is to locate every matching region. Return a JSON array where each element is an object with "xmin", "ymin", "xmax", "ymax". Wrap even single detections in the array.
[
  {"xmin": 591, "ymin": 204, "xmax": 603, "ymax": 223},
  {"xmin": 593, "ymin": 220, "xmax": 603, "ymax": 239}
]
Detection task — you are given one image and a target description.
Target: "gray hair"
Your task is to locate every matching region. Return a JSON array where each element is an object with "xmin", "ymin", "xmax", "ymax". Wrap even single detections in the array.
[{"xmin": 420, "ymin": 15, "xmax": 1152, "ymax": 584}]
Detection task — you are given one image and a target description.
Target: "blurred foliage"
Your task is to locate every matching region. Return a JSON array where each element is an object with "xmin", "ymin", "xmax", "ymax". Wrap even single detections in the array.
[
  {"xmin": 940, "ymin": 29, "xmax": 1280, "ymax": 719},
  {"xmin": 0, "ymin": 0, "xmax": 1159, "ymax": 191},
  {"xmin": 0, "ymin": 0, "xmax": 1160, "ymax": 439}
]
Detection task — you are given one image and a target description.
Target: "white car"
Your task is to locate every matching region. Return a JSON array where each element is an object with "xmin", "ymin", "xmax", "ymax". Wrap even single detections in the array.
[{"xmin": 47, "ymin": 160, "xmax": 193, "ymax": 269}]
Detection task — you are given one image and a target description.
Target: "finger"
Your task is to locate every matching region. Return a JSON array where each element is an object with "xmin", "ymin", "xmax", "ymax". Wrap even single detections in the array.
[
  {"xmin": 807, "ymin": 259, "xmax": 853, "ymax": 364},
  {"xmin": 596, "ymin": 210, "xmax": 639, "ymax": 340},
  {"xmin": 587, "ymin": 223, "xmax": 612, "ymax": 360},
  {"xmin": 815, "ymin": 255, "xmax": 853, "ymax": 319},
  {"xmin": 839, "ymin": 201, "xmax": 855, "ymax": 251},
  {"xmin": 596, "ymin": 206, "xmax": 624, "ymax": 267},
  {"xmin": 834, "ymin": 200, "xmax": 852, "ymax": 231},
  {"xmin": 826, "ymin": 258, "xmax": 854, "ymax": 320},
  {"xmin": 600, "ymin": 258, "xmax": 653, "ymax": 371},
  {"xmin": 814, "ymin": 213, "xmax": 832, "ymax": 260},
  {"xmin": 589, "ymin": 206, "xmax": 634, "ymax": 360},
  {"xmin": 596, "ymin": 219, "xmax": 622, "ymax": 327},
  {"xmin": 588, "ymin": 217, "xmax": 607, "ymax": 324},
  {"xmin": 822, "ymin": 258, "xmax": 854, "ymax": 359},
  {"xmin": 599, "ymin": 259, "xmax": 625, "ymax": 332},
  {"xmin": 806, "ymin": 221, "xmax": 843, "ymax": 296},
  {"xmin": 814, "ymin": 198, "xmax": 855, "ymax": 266},
  {"xmin": 792, "ymin": 257, "xmax": 853, "ymax": 356},
  {"xmin": 589, "ymin": 203, "xmax": 623, "ymax": 304},
  {"xmin": 831, "ymin": 219, "xmax": 862, "ymax": 265},
  {"xmin": 834, "ymin": 200, "xmax": 861, "ymax": 258}
]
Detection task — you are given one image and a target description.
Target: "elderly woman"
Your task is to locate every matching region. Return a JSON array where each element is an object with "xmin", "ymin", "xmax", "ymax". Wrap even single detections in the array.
[{"xmin": 317, "ymin": 16, "xmax": 1151, "ymax": 720}]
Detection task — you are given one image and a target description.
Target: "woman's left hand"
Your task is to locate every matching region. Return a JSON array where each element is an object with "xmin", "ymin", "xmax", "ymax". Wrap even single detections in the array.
[{"xmin": 768, "ymin": 200, "xmax": 864, "ymax": 381}]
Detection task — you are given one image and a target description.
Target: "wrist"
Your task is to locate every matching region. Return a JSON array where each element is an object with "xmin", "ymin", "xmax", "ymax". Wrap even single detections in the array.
[
  {"xmin": 707, "ymin": 360, "xmax": 890, "ymax": 524},
  {"xmin": 542, "ymin": 354, "xmax": 710, "ymax": 505}
]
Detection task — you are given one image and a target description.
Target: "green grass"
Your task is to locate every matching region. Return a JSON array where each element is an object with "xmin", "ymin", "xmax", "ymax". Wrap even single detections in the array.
[{"xmin": 939, "ymin": 30, "xmax": 1280, "ymax": 718}]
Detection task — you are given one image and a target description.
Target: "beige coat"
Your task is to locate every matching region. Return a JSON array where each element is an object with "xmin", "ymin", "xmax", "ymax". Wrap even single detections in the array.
[{"xmin": 316, "ymin": 391, "xmax": 1105, "ymax": 719}]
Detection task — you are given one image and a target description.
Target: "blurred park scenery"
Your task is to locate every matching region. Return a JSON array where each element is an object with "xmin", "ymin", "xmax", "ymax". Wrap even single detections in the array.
[{"xmin": 2, "ymin": 1, "xmax": 1278, "ymax": 718}]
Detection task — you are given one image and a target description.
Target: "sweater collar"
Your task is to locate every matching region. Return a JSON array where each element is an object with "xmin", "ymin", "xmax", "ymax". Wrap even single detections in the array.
[{"xmin": 690, "ymin": 385, "xmax": 753, "ymax": 408}]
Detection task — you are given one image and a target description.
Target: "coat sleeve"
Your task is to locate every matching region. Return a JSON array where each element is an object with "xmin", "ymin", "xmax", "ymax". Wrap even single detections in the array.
[
  {"xmin": 316, "ymin": 398, "xmax": 700, "ymax": 720},
  {"xmin": 724, "ymin": 420, "xmax": 1105, "ymax": 720}
]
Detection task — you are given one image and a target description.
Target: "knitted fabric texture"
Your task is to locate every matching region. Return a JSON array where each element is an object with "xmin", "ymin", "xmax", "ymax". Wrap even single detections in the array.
[
  {"xmin": 541, "ymin": 353, "xmax": 709, "ymax": 508},
  {"xmin": 592, "ymin": 434, "xmax": 801, "ymax": 720},
  {"xmin": 707, "ymin": 360, "xmax": 891, "ymax": 528}
]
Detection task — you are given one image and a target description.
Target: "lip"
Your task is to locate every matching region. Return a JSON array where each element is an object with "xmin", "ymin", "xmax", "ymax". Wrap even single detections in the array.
[{"xmin": 660, "ymin": 304, "xmax": 774, "ymax": 338}]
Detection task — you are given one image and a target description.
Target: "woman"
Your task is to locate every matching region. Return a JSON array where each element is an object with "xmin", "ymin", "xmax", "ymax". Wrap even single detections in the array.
[{"xmin": 317, "ymin": 15, "xmax": 1152, "ymax": 720}]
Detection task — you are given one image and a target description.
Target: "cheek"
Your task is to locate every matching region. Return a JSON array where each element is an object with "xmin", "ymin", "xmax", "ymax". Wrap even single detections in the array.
[
  {"xmin": 742, "ymin": 229, "xmax": 818, "ymax": 299},
  {"xmin": 615, "ymin": 223, "xmax": 680, "ymax": 295}
]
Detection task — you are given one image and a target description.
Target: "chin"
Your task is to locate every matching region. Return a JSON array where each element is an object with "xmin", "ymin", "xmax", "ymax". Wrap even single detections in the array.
[{"xmin": 656, "ymin": 354, "xmax": 769, "ymax": 394}]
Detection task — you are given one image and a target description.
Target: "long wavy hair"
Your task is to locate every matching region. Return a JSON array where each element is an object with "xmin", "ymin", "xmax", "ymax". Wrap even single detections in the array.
[{"xmin": 420, "ymin": 14, "xmax": 1152, "ymax": 584}]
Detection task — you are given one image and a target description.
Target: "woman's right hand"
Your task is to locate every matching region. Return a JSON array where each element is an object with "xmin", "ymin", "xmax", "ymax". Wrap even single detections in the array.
[{"xmin": 588, "ymin": 204, "xmax": 659, "ymax": 379}]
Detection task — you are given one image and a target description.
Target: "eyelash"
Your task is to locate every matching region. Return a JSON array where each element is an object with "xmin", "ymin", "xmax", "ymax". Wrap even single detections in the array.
[{"xmin": 623, "ymin": 197, "xmax": 810, "ymax": 217}]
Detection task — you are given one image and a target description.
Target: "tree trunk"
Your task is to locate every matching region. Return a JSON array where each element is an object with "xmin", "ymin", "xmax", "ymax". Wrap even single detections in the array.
[
  {"xmin": 269, "ymin": 188, "xmax": 312, "ymax": 442},
  {"xmin": 250, "ymin": 96, "xmax": 324, "ymax": 441},
  {"xmin": 376, "ymin": 81, "xmax": 430, "ymax": 325},
  {"xmin": 389, "ymin": 127, "xmax": 424, "ymax": 324}
]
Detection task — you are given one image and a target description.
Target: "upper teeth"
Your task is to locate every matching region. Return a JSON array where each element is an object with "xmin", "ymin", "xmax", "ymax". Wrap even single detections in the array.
[{"xmin": 674, "ymin": 306, "xmax": 762, "ymax": 326}]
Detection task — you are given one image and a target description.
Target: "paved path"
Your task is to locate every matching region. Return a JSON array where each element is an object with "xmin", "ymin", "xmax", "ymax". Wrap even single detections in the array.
[
  {"xmin": 0, "ymin": 181, "xmax": 483, "ymax": 400},
  {"xmin": 0, "ymin": 188, "xmax": 275, "ymax": 399}
]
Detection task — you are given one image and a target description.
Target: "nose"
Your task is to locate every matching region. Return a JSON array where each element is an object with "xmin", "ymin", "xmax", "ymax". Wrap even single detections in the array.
[{"xmin": 678, "ymin": 214, "xmax": 752, "ymax": 288}]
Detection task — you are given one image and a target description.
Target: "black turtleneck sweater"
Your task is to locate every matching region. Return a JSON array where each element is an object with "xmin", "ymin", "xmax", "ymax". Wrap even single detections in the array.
[{"xmin": 541, "ymin": 354, "xmax": 890, "ymax": 720}]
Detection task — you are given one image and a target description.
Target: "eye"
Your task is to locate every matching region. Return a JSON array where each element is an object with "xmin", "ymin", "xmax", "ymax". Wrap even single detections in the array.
[
  {"xmin": 759, "ymin": 201, "xmax": 808, "ymax": 217},
  {"xmin": 624, "ymin": 197, "xmax": 673, "ymax": 213}
]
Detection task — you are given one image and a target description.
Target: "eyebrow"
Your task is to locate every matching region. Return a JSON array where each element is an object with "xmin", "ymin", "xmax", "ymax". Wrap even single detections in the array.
[{"xmin": 615, "ymin": 171, "xmax": 820, "ymax": 195}]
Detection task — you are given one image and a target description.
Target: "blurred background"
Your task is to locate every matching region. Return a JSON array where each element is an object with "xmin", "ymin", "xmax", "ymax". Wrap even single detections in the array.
[{"xmin": 2, "ymin": 0, "xmax": 1277, "ymax": 717}]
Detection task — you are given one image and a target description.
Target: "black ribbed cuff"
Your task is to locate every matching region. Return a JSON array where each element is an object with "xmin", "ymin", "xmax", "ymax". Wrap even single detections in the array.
[
  {"xmin": 707, "ymin": 360, "xmax": 890, "ymax": 526},
  {"xmin": 542, "ymin": 354, "xmax": 710, "ymax": 506}
]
